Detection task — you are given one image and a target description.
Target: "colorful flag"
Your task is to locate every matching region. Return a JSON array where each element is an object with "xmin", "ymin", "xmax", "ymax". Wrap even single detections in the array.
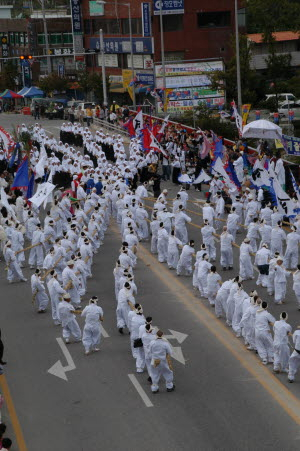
[
  {"xmin": 290, "ymin": 169, "xmax": 300, "ymax": 202},
  {"xmin": 26, "ymin": 173, "xmax": 35, "ymax": 201},
  {"xmin": 242, "ymin": 104, "xmax": 251, "ymax": 127},
  {"xmin": 123, "ymin": 117, "xmax": 136, "ymax": 138},
  {"xmin": 11, "ymin": 157, "xmax": 29, "ymax": 191},
  {"xmin": 133, "ymin": 110, "xmax": 144, "ymax": 136}
]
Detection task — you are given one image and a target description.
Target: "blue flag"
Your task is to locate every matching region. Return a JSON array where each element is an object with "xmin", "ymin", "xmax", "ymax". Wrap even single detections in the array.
[
  {"xmin": 26, "ymin": 172, "xmax": 35, "ymax": 200},
  {"xmin": 8, "ymin": 142, "xmax": 20, "ymax": 168},
  {"xmin": 11, "ymin": 157, "xmax": 29, "ymax": 191}
]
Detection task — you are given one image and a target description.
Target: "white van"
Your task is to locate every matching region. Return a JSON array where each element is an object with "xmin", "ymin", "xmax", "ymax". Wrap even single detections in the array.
[{"xmin": 265, "ymin": 93, "xmax": 298, "ymax": 105}]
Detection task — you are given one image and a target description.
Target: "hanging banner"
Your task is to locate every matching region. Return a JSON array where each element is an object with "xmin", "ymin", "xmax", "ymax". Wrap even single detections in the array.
[
  {"xmin": 70, "ymin": 0, "xmax": 83, "ymax": 34},
  {"xmin": 142, "ymin": 3, "xmax": 152, "ymax": 37}
]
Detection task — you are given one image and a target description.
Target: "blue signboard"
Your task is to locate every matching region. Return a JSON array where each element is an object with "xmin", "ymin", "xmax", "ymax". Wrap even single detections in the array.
[
  {"xmin": 90, "ymin": 37, "xmax": 153, "ymax": 54},
  {"xmin": 70, "ymin": 0, "xmax": 82, "ymax": 34},
  {"xmin": 153, "ymin": 0, "xmax": 184, "ymax": 15},
  {"xmin": 136, "ymin": 73, "xmax": 154, "ymax": 85},
  {"xmin": 58, "ymin": 64, "xmax": 65, "ymax": 77},
  {"xmin": 142, "ymin": 3, "xmax": 152, "ymax": 37},
  {"xmin": 282, "ymin": 134, "xmax": 300, "ymax": 155}
]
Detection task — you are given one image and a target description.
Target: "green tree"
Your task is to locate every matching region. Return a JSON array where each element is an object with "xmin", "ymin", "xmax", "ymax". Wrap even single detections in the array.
[
  {"xmin": 38, "ymin": 73, "xmax": 69, "ymax": 96},
  {"xmin": 77, "ymin": 71, "xmax": 110, "ymax": 103},
  {"xmin": 0, "ymin": 62, "xmax": 19, "ymax": 91},
  {"xmin": 210, "ymin": 34, "xmax": 260, "ymax": 105}
]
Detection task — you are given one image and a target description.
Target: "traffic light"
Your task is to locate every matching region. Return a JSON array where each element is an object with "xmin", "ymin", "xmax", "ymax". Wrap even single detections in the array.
[{"xmin": 19, "ymin": 55, "xmax": 33, "ymax": 61}]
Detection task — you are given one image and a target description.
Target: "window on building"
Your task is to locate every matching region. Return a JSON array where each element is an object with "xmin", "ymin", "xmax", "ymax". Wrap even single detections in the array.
[
  {"xmin": 165, "ymin": 51, "xmax": 185, "ymax": 61},
  {"xmin": 38, "ymin": 33, "xmax": 45, "ymax": 45},
  {"xmin": 25, "ymin": 33, "xmax": 28, "ymax": 45},
  {"xmin": 84, "ymin": 19, "xmax": 91, "ymax": 35},
  {"xmin": 92, "ymin": 18, "xmax": 120, "ymax": 35},
  {"xmin": 121, "ymin": 18, "xmax": 142, "ymax": 35},
  {"xmin": 63, "ymin": 33, "xmax": 73, "ymax": 44},
  {"xmin": 50, "ymin": 33, "xmax": 62, "ymax": 45},
  {"xmin": 20, "ymin": 33, "xmax": 24, "ymax": 45},
  {"xmin": 9, "ymin": 32, "xmax": 14, "ymax": 45},
  {"xmin": 197, "ymin": 11, "xmax": 231, "ymax": 28},
  {"xmin": 159, "ymin": 14, "xmax": 183, "ymax": 32},
  {"xmin": 15, "ymin": 33, "xmax": 20, "ymax": 45}
]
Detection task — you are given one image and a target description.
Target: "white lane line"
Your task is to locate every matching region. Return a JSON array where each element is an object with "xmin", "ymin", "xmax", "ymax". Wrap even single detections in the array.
[
  {"xmin": 128, "ymin": 374, "xmax": 154, "ymax": 407},
  {"xmin": 101, "ymin": 325, "xmax": 109, "ymax": 338}
]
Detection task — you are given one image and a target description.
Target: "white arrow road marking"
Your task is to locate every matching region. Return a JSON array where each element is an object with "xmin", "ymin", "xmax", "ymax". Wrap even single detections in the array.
[
  {"xmin": 128, "ymin": 374, "xmax": 153, "ymax": 407},
  {"xmin": 164, "ymin": 329, "xmax": 188, "ymax": 344},
  {"xmin": 171, "ymin": 346, "xmax": 186, "ymax": 365},
  {"xmin": 101, "ymin": 325, "xmax": 109, "ymax": 338},
  {"xmin": 47, "ymin": 338, "xmax": 76, "ymax": 381}
]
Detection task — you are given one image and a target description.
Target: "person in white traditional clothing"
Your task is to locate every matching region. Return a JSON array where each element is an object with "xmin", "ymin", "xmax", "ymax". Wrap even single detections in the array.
[
  {"xmin": 58, "ymin": 293, "xmax": 81, "ymax": 344},
  {"xmin": 274, "ymin": 257, "xmax": 290, "ymax": 305},
  {"xmin": 177, "ymin": 240, "xmax": 195, "ymax": 276},
  {"xmin": 273, "ymin": 312, "xmax": 292, "ymax": 374},
  {"xmin": 31, "ymin": 269, "xmax": 49, "ymax": 313},
  {"xmin": 255, "ymin": 301, "xmax": 275, "ymax": 365},
  {"xmin": 47, "ymin": 270, "xmax": 66, "ymax": 325},
  {"xmin": 81, "ymin": 296, "xmax": 104, "ymax": 355},
  {"xmin": 167, "ymin": 229, "xmax": 182, "ymax": 269},
  {"xmin": 220, "ymin": 226, "xmax": 234, "ymax": 271},
  {"xmin": 149, "ymin": 330, "xmax": 174, "ymax": 394},
  {"xmin": 3, "ymin": 241, "xmax": 27, "ymax": 283}
]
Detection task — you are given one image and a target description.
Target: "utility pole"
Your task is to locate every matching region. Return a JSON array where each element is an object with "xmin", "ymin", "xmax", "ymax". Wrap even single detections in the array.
[
  {"xmin": 159, "ymin": 0, "xmax": 167, "ymax": 113},
  {"xmin": 235, "ymin": 0, "xmax": 242, "ymax": 112},
  {"xmin": 100, "ymin": 29, "xmax": 108, "ymax": 105},
  {"xmin": 41, "ymin": 0, "xmax": 52, "ymax": 74}
]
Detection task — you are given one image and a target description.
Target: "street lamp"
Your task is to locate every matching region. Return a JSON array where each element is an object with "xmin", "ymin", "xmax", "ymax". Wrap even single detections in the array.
[{"xmin": 96, "ymin": 0, "xmax": 136, "ymax": 110}]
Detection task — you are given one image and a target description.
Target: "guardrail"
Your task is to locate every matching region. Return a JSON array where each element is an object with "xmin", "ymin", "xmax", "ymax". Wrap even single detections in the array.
[{"xmin": 93, "ymin": 117, "xmax": 129, "ymax": 137}]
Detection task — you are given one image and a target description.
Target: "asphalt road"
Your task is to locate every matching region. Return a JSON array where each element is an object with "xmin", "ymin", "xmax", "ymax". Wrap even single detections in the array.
[{"xmin": 1, "ymin": 114, "xmax": 300, "ymax": 450}]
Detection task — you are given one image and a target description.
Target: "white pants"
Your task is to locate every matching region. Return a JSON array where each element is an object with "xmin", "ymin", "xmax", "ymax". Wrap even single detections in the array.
[
  {"xmin": 151, "ymin": 359, "xmax": 174, "ymax": 392},
  {"xmin": 62, "ymin": 318, "xmax": 81, "ymax": 341},
  {"xmin": 7, "ymin": 262, "xmax": 25, "ymax": 282},
  {"xmin": 175, "ymin": 226, "xmax": 188, "ymax": 245},
  {"xmin": 288, "ymin": 350, "xmax": 300, "ymax": 381},
  {"xmin": 220, "ymin": 248, "xmax": 233, "ymax": 268},
  {"xmin": 255, "ymin": 331, "xmax": 273, "ymax": 362},
  {"xmin": 36, "ymin": 290, "xmax": 49, "ymax": 311},
  {"xmin": 167, "ymin": 249, "xmax": 179, "ymax": 269},
  {"xmin": 116, "ymin": 304, "xmax": 130, "ymax": 329},
  {"xmin": 215, "ymin": 291, "xmax": 227, "ymax": 318},
  {"xmin": 273, "ymin": 343, "xmax": 290, "ymax": 371},
  {"xmin": 239, "ymin": 255, "xmax": 253, "ymax": 280},
  {"xmin": 29, "ymin": 246, "xmax": 44, "ymax": 267},
  {"xmin": 151, "ymin": 235, "xmax": 158, "ymax": 254},
  {"xmin": 82, "ymin": 323, "xmax": 101, "ymax": 352},
  {"xmin": 274, "ymin": 281, "xmax": 286, "ymax": 304},
  {"xmin": 284, "ymin": 249, "xmax": 298, "ymax": 269}
]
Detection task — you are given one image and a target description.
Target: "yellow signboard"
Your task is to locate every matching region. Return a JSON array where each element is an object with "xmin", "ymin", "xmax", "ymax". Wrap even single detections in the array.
[{"xmin": 122, "ymin": 69, "xmax": 134, "ymax": 101}]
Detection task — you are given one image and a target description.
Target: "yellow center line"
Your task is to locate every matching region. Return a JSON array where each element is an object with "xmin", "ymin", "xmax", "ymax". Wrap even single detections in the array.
[
  {"xmin": 137, "ymin": 242, "xmax": 300, "ymax": 425},
  {"xmin": 0, "ymin": 374, "xmax": 27, "ymax": 451}
]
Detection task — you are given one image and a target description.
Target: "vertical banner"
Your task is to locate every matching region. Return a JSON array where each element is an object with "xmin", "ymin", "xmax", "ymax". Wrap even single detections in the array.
[
  {"xmin": 22, "ymin": 61, "xmax": 31, "ymax": 88},
  {"xmin": 70, "ymin": 0, "xmax": 83, "ymax": 34},
  {"xmin": 242, "ymin": 104, "xmax": 251, "ymax": 127},
  {"xmin": 122, "ymin": 69, "xmax": 134, "ymax": 101},
  {"xmin": 142, "ymin": 3, "xmax": 152, "ymax": 37},
  {"xmin": 58, "ymin": 64, "xmax": 65, "ymax": 77}
]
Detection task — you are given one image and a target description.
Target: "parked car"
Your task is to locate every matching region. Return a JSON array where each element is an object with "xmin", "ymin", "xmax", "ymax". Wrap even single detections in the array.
[{"xmin": 265, "ymin": 93, "xmax": 299, "ymax": 106}]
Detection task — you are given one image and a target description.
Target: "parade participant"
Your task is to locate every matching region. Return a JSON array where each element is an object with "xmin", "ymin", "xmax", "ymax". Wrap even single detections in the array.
[
  {"xmin": 197, "ymin": 254, "xmax": 212, "ymax": 298},
  {"xmin": 174, "ymin": 205, "xmax": 191, "ymax": 245},
  {"xmin": 274, "ymin": 257, "xmax": 290, "ymax": 305},
  {"xmin": 47, "ymin": 270, "xmax": 65, "ymax": 325},
  {"xmin": 150, "ymin": 212, "xmax": 159, "ymax": 254},
  {"xmin": 220, "ymin": 226, "xmax": 234, "ymax": 271},
  {"xmin": 116, "ymin": 281, "xmax": 135, "ymax": 334},
  {"xmin": 215, "ymin": 191, "xmax": 225, "ymax": 230},
  {"xmin": 239, "ymin": 238, "xmax": 254, "ymax": 281},
  {"xmin": 215, "ymin": 278, "xmax": 233, "ymax": 318},
  {"xmin": 254, "ymin": 243, "xmax": 270, "ymax": 287},
  {"xmin": 11, "ymin": 224, "xmax": 25, "ymax": 267},
  {"xmin": 226, "ymin": 207, "xmax": 239, "ymax": 240},
  {"xmin": 202, "ymin": 200, "xmax": 215, "ymax": 226},
  {"xmin": 135, "ymin": 202, "xmax": 149, "ymax": 241},
  {"xmin": 271, "ymin": 221, "xmax": 286, "ymax": 256},
  {"xmin": 81, "ymin": 296, "xmax": 104, "ymax": 355},
  {"xmin": 232, "ymin": 283, "xmax": 249, "ymax": 337},
  {"xmin": 273, "ymin": 312, "xmax": 292, "ymax": 374},
  {"xmin": 129, "ymin": 304, "xmax": 145, "ymax": 370},
  {"xmin": 58, "ymin": 293, "xmax": 82, "ymax": 344},
  {"xmin": 177, "ymin": 240, "xmax": 195, "ymax": 276},
  {"xmin": 226, "ymin": 276, "xmax": 242, "ymax": 327},
  {"xmin": 31, "ymin": 269, "xmax": 49, "ymax": 313},
  {"xmin": 246, "ymin": 217, "xmax": 259, "ymax": 253},
  {"xmin": 157, "ymin": 222, "xmax": 169, "ymax": 263},
  {"xmin": 62, "ymin": 260, "xmax": 81, "ymax": 308},
  {"xmin": 258, "ymin": 219, "xmax": 272, "ymax": 249},
  {"xmin": 293, "ymin": 264, "xmax": 300, "ymax": 310},
  {"xmin": 271, "ymin": 207, "xmax": 283, "ymax": 228},
  {"xmin": 149, "ymin": 330, "xmax": 174, "ymax": 393},
  {"xmin": 244, "ymin": 195, "xmax": 259, "ymax": 226},
  {"xmin": 3, "ymin": 241, "xmax": 27, "ymax": 283},
  {"xmin": 288, "ymin": 326, "xmax": 300, "ymax": 382},
  {"xmin": 207, "ymin": 265, "xmax": 222, "ymax": 307},
  {"xmin": 284, "ymin": 225, "xmax": 300, "ymax": 269},
  {"xmin": 141, "ymin": 323, "xmax": 156, "ymax": 382},
  {"xmin": 200, "ymin": 219, "xmax": 216, "ymax": 261},
  {"xmin": 167, "ymin": 229, "xmax": 182, "ymax": 269},
  {"xmin": 255, "ymin": 301, "xmax": 275, "ymax": 365}
]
